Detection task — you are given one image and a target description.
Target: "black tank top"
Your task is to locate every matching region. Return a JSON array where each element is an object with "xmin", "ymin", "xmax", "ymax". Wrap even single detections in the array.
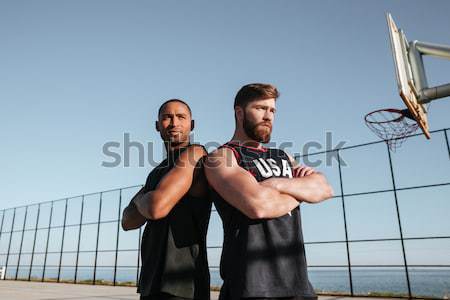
[
  {"xmin": 210, "ymin": 142, "xmax": 317, "ymax": 300},
  {"xmin": 138, "ymin": 145, "xmax": 211, "ymax": 299}
]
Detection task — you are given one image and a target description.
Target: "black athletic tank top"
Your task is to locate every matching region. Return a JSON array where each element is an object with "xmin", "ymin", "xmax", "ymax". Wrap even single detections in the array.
[
  {"xmin": 138, "ymin": 145, "xmax": 211, "ymax": 299},
  {"xmin": 210, "ymin": 142, "xmax": 317, "ymax": 300}
]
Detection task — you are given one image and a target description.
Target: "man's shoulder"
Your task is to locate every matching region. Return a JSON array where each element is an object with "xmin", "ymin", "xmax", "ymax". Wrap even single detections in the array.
[
  {"xmin": 184, "ymin": 144, "xmax": 208, "ymax": 160},
  {"xmin": 188, "ymin": 143, "xmax": 206, "ymax": 150},
  {"xmin": 143, "ymin": 160, "xmax": 169, "ymax": 187},
  {"xmin": 268, "ymin": 147, "xmax": 291, "ymax": 157},
  {"xmin": 205, "ymin": 145, "xmax": 238, "ymax": 167}
]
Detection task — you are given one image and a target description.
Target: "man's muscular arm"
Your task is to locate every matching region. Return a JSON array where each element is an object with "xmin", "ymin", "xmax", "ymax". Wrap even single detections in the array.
[
  {"xmin": 261, "ymin": 173, "xmax": 333, "ymax": 203},
  {"xmin": 261, "ymin": 153, "xmax": 334, "ymax": 203},
  {"xmin": 121, "ymin": 187, "xmax": 147, "ymax": 231},
  {"xmin": 204, "ymin": 147, "xmax": 299, "ymax": 219},
  {"xmin": 133, "ymin": 145, "xmax": 207, "ymax": 220}
]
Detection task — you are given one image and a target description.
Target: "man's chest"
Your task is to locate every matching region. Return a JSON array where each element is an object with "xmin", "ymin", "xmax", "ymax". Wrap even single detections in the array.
[{"xmin": 239, "ymin": 153, "xmax": 293, "ymax": 180}]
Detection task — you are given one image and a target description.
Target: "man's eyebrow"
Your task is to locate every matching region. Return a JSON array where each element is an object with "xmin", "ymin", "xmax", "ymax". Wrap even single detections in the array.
[{"xmin": 256, "ymin": 104, "xmax": 276, "ymax": 111}]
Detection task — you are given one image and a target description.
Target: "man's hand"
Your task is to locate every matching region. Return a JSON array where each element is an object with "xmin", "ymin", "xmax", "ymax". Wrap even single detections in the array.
[
  {"xmin": 260, "ymin": 172, "xmax": 333, "ymax": 204},
  {"xmin": 260, "ymin": 152, "xmax": 333, "ymax": 204},
  {"xmin": 121, "ymin": 187, "xmax": 147, "ymax": 231},
  {"xmin": 292, "ymin": 165, "xmax": 316, "ymax": 177}
]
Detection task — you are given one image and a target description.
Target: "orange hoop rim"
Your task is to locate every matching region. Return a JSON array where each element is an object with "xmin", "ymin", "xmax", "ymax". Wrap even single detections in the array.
[{"xmin": 364, "ymin": 108, "xmax": 408, "ymax": 124}]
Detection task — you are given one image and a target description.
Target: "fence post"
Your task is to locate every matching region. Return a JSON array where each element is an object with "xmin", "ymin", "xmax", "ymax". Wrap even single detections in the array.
[
  {"xmin": 0, "ymin": 209, "xmax": 4, "ymax": 249},
  {"xmin": 15, "ymin": 206, "xmax": 28, "ymax": 280},
  {"xmin": 337, "ymin": 149, "xmax": 354, "ymax": 296},
  {"xmin": 57, "ymin": 199, "xmax": 68, "ymax": 282},
  {"xmin": 113, "ymin": 189, "xmax": 122, "ymax": 286},
  {"xmin": 444, "ymin": 129, "xmax": 450, "ymax": 160},
  {"xmin": 5, "ymin": 208, "xmax": 17, "ymax": 280},
  {"xmin": 42, "ymin": 202, "xmax": 54, "ymax": 282},
  {"xmin": 93, "ymin": 193, "xmax": 102, "ymax": 285},
  {"xmin": 0, "ymin": 266, "xmax": 5, "ymax": 280},
  {"xmin": 74, "ymin": 196, "xmax": 84, "ymax": 283},
  {"xmin": 28, "ymin": 204, "xmax": 41, "ymax": 281},
  {"xmin": 0, "ymin": 209, "xmax": 5, "ymax": 280},
  {"xmin": 386, "ymin": 143, "xmax": 412, "ymax": 298}
]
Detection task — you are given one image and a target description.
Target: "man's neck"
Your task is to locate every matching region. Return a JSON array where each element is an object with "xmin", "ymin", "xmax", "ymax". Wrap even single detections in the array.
[
  {"xmin": 230, "ymin": 131, "xmax": 262, "ymax": 149},
  {"xmin": 164, "ymin": 140, "xmax": 190, "ymax": 159}
]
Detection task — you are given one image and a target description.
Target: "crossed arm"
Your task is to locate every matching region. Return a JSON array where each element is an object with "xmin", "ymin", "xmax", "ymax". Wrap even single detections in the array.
[
  {"xmin": 204, "ymin": 148, "xmax": 300, "ymax": 219},
  {"xmin": 204, "ymin": 149, "xmax": 334, "ymax": 220},
  {"xmin": 121, "ymin": 145, "xmax": 207, "ymax": 231},
  {"xmin": 261, "ymin": 153, "xmax": 334, "ymax": 204}
]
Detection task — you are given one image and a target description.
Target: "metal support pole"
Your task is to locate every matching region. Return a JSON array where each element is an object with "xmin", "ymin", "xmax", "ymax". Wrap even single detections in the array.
[
  {"xmin": 406, "ymin": 40, "xmax": 450, "ymax": 104},
  {"xmin": 408, "ymin": 41, "xmax": 428, "ymax": 94},
  {"xmin": 0, "ymin": 209, "xmax": 5, "ymax": 248},
  {"xmin": 42, "ymin": 202, "xmax": 53, "ymax": 282},
  {"xmin": 0, "ymin": 209, "xmax": 5, "ymax": 251},
  {"xmin": 5, "ymin": 208, "xmax": 16, "ymax": 280},
  {"xmin": 28, "ymin": 204, "xmax": 40, "ymax": 281},
  {"xmin": 386, "ymin": 143, "xmax": 412, "ymax": 297},
  {"xmin": 0, "ymin": 210, "xmax": 4, "ymax": 280},
  {"xmin": 337, "ymin": 150, "xmax": 354, "ymax": 296},
  {"xmin": 420, "ymin": 83, "xmax": 450, "ymax": 103},
  {"xmin": 15, "ymin": 206, "xmax": 28, "ymax": 280},
  {"xmin": 57, "ymin": 199, "xmax": 68, "ymax": 282},
  {"xmin": 113, "ymin": 189, "xmax": 122, "ymax": 286},
  {"xmin": 414, "ymin": 41, "xmax": 450, "ymax": 59},
  {"xmin": 74, "ymin": 196, "xmax": 84, "ymax": 283},
  {"xmin": 93, "ymin": 193, "xmax": 102, "ymax": 285}
]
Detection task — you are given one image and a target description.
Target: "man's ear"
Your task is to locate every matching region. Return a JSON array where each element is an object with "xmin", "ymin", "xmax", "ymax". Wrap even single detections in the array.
[
  {"xmin": 191, "ymin": 120, "xmax": 195, "ymax": 131},
  {"xmin": 155, "ymin": 121, "xmax": 160, "ymax": 132},
  {"xmin": 235, "ymin": 106, "xmax": 244, "ymax": 122}
]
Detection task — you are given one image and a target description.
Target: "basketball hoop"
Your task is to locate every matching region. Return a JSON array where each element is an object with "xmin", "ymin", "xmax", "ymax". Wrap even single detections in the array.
[{"xmin": 364, "ymin": 108, "xmax": 419, "ymax": 151}]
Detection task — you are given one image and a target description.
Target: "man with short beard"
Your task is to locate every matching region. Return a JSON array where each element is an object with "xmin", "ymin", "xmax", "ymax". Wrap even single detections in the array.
[
  {"xmin": 122, "ymin": 99, "xmax": 211, "ymax": 300},
  {"xmin": 205, "ymin": 83, "xmax": 334, "ymax": 300}
]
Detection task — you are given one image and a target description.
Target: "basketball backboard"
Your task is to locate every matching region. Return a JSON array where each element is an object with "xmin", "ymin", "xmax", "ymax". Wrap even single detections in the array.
[{"xmin": 386, "ymin": 13, "xmax": 431, "ymax": 139}]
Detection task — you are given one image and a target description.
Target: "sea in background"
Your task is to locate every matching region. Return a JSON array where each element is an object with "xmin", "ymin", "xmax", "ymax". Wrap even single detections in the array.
[{"xmin": 8, "ymin": 266, "xmax": 450, "ymax": 299}]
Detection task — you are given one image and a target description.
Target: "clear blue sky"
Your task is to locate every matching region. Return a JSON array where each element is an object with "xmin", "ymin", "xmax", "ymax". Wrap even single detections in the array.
[{"xmin": 0, "ymin": 0, "xmax": 449, "ymax": 266}]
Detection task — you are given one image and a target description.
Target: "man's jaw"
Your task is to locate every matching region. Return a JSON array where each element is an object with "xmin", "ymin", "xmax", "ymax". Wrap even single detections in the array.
[
  {"xmin": 162, "ymin": 131, "xmax": 190, "ymax": 149},
  {"xmin": 246, "ymin": 129, "xmax": 272, "ymax": 144}
]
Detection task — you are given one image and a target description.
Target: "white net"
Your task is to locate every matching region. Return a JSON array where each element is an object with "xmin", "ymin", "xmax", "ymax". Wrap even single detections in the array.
[{"xmin": 365, "ymin": 109, "xmax": 419, "ymax": 151}]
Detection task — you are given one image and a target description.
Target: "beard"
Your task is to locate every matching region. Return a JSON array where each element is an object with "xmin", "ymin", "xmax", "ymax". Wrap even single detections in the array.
[
  {"xmin": 243, "ymin": 111, "xmax": 272, "ymax": 143},
  {"xmin": 160, "ymin": 130, "xmax": 189, "ymax": 147}
]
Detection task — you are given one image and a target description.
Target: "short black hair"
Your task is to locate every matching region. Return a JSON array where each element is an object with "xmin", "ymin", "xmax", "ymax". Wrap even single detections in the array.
[{"xmin": 158, "ymin": 99, "xmax": 192, "ymax": 118}]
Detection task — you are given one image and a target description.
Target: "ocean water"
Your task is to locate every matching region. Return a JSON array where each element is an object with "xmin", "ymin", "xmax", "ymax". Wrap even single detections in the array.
[
  {"xmin": 210, "ymin": 268, "xmax": 450, "ymax": 298},
  {"xmin": 306, "ymin": 268, "xmax": 450, "ymax": 298},
  {"xmin": 8, "ymin": 266, "xmax": 450, "ymax": 299}
]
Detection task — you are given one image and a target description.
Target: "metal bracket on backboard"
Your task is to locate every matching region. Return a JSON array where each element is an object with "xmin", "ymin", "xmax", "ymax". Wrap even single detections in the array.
[{"xmin": 408, "ymin": 40, "xmax": 450, "ymax": 104}]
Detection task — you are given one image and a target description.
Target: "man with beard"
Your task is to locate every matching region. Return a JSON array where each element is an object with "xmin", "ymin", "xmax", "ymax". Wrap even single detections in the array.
[
  {"xmin": 122, "ymin": 99, "xmax": 211, "ymax": 300},
  {"xmin": 204, "ymin": 83, "xmax": 334, "ymax": 300}
]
